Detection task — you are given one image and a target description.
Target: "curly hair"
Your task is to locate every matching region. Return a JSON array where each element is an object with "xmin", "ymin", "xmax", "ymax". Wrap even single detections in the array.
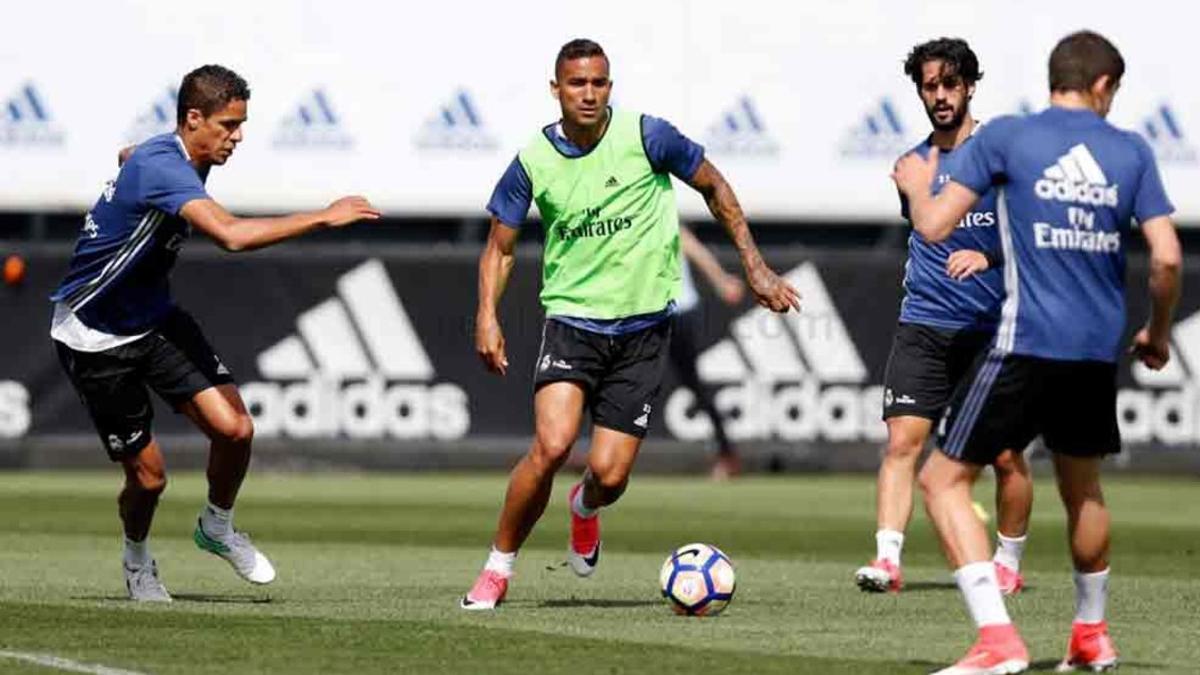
[{"xmin": 903, "ymin": 38, "xmax": 983, "ymax": 87}]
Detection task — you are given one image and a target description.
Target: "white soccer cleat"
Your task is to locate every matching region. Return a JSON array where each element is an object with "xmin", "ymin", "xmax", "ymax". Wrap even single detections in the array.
[
  {"xmin": 124, "ymin": 560, "xmax": 172, "ymax": 602},
  {"xmin": 193, "ymin": 520, "xmax": 276, "ymax": 585}
]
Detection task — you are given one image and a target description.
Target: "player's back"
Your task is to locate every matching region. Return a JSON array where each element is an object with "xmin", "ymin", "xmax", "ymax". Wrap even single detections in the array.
[
  {"xmin": 952, "ymin": 107, "xmax": 1173, "ymax": 362},
  {"xmin": 51, "ymin": 133, "xmax": 209, "ymax": 335}
]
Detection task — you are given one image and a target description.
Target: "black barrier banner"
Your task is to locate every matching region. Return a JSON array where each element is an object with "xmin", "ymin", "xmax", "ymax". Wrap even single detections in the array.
[{"xmin": 2, "ymin": 246, "xmax": 1197, "ymax": 457}]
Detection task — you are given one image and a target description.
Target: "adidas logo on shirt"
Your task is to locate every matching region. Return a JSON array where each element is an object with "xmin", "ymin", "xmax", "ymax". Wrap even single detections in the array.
[
  {"xmin": 664, "ymin": 262, "xmax": 886, "ymax": 442},
  {"xmin": 240, "ymin": 259, "xmax": 469, "ymax": 439},
  {"xmin": 605, "ymin": 176, "xmax": 619, "ymax": 188},
  {"xmin": 1034, "ymin": 144, "xmax": 1119, "ymax": 207}
]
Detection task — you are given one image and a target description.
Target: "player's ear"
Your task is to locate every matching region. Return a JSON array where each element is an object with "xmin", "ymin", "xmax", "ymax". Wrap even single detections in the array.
[
  {"xmin": 550, "ymin": 79, "xmax": 560, "ymax": 101},
  {"xmin": 185, "ymin": 109, "xmax": 203, "ymax": 131},
  {"xmin": 966, "ymin": 83, "xmax": 976, "ymax": 101}
]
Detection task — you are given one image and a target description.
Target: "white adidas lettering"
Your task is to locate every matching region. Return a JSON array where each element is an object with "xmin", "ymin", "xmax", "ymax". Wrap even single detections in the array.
[
  {"xmin": 240, "ymin": 259, "xmax": 469, "ymax": 440},
  {"xmin": 1117, "ymin": 309, "xmax": 1200, "ymax": 445},
  {"xmin": 1034, "ymin": 144, "xmax": 1119, "ymax": 207},
  {"xmin": 664, "ymin": 262, "xmax": 886, "ymax": 442}
]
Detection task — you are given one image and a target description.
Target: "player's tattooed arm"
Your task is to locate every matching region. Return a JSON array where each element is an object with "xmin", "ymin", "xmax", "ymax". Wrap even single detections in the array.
[
  {"xmin": 180, "ymin": 196, "xmax": 380, "ymax": 252},
  {"xmin": 685, "ymin": 159, "xmax": 800, "ymax": 313},
  {"xmin": 1132, "ymin": 215, "xmax": 1183, "ymax": 370},
  {"xmin": 476, "ymin": 217, "xmax": 519, "ymax": 375},
  {"xmin": 892, "ymin": 148, "xmax": 978, "ymax": 243}
]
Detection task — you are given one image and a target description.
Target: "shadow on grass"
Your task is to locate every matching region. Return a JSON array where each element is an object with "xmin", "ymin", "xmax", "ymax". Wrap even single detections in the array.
[
  {"xmin": 536, "ymin": 598, "xmax": 661, "ymax": 609},
  {"xmin": 71, "ymin": 593, "xmax": 276, "ymax": 605}
]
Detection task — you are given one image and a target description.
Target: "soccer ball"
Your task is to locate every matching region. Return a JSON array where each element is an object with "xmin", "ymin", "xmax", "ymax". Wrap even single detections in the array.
[{"xmin": 659, "ymin": 543, "xmax": 736, "ymax": 616}]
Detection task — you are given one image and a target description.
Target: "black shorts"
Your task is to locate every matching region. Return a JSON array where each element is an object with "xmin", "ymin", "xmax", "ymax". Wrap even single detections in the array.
[
  {"xmin": 533, "ymin": 318, "xmax": 672, "ymax": 438},
  {"xmin": 55, "ymin": 308, "xmax": 235, "ymax": 461},
  {"xmin": 938, "ymin": 351, "xmax": 1120, "ymax": 465},
  {"xmin": 882, "ymin": 322, "xmax": 993, "ymax": 421}
]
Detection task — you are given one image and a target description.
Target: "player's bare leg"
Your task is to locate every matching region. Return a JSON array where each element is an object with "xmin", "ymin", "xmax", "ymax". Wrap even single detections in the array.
[
  {"xmin": 1053, "ymin": 454, "xmax": 1118, "ymax": 672},
  {"xmin": 462, "ymin": 382, "xmax": 585, "ymax": 609},
  {"xmin": 119, "ymin": 440, "xmax": 171, "ymax": 602},
  {"xmin": 181, "ymin": 384, "xmax": 254, "ymax": 509},
  {"xmin": 922, "ymin": 451, "xmax": 1028, "ymax": 675},
  {"xmin": 565, "ymin": 426, "xmax": 641, "ymax": 577},
  {"xmin": 857, "ymin": 415, "xmax": 930, "ymax": 592},
  {"xmin": 493, "ymin": 381, "xmax": 586, "ymax": 553},
  {"xmin": 183, "ymin": 384, "xmax": 275, "ymax": 584},
  {"xmin": 992, "ymin": 450, "xmax": 1033, "ymax": 594}
]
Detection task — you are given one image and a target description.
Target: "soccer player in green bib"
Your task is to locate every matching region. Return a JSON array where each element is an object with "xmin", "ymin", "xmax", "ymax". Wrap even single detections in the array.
[{"xmin": 461, "ymin": 39, "xmax": 800, "ymax": 609}]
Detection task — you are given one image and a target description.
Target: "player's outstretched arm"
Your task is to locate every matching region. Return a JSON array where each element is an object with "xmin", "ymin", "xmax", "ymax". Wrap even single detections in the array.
[
  {"xmin": 476, "ymin": 217, "xmax": 519, "ymax": 375},
  {"xmin": 679, "ymin": 225, "xmax": 744, "ymax": 305},
  {"xmin": 1132, "ymin": 215, "xmax": 1183, "ymax": 370},
  {"xmin": 180, "ymin": 196, "xmax": 381, "ymax": 252},
  {"xmin": 892, "ymin": 147, "xmax": 978, "ymax": 243},
  {"xmin": 685, "ymin": 160, "xmax": 799, "ymax": 313}
]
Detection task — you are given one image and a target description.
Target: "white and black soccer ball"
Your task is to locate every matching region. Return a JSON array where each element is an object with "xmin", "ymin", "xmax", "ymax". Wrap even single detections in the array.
[{"xmin": 659, "ymin": 543, "xmax": 736, "ymax": 616}]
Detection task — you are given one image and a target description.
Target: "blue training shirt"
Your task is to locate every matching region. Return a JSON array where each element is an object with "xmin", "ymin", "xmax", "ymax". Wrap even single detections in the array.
[
  {"xmin": 898, "ymin": 133, "xmax": 1004, "ymax": 332},
  {"xmin": 50, "ymin": 133, "xmax": 209, "ymax": 335},
  {"xmin": 949, "ymin": 106, "xmax": 1174, "ymax": 362},
  {"xmin": 487, "ymin": 111, "xmax": 704, "ymax": 335}
]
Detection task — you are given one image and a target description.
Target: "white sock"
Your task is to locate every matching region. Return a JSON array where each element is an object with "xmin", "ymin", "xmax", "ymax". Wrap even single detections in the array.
[
  {"xmin": 954, "ymin": 561, "xmax": 1012, "ymax": 628},
  {"xmin": 875, "ymin": 529, "xmax": 904, "ymax": 566},
  {"xmin": 571, "ymin": 483, "xmax": 598, "ymax": 519},
  {"xmin": 1073, "ymin": 568, "xmax": 1110, "ymax": 624},
  {"xmin": 123, "ymin": 536, "xmax": 151, "ymax": 568},
  {"xmin": 484, "ymin": 547, "xmax": 516, "ymax": 578},
  {"xmin": 201, "ymin": 501, "xmax": 233, "ymax": 538},
  {"xmin": 993, "ymin": 532, "xmax": 1027, "ymax": 570}
]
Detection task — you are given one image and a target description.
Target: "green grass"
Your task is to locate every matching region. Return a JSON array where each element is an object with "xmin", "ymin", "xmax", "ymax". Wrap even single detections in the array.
[{"xmin": 0, "ymin": 471, "xmax": 1197, "ymax": 674}]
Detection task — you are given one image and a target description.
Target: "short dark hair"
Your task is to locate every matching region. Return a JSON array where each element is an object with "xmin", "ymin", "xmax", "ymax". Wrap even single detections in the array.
[
  {"xmin": 176, "ymin": 65, "xmax": 250, "ymax": 125},
  {"xmin": 903, "ymin": 38, "xmax": 983, "ymax": 87},
  {"xmin": 555, "ymin": 38, "xmax": 607, "ymax": 78},
  {"xmin": 1048, "ymin": 31, "xmax": 1124, "ymax": 93}
]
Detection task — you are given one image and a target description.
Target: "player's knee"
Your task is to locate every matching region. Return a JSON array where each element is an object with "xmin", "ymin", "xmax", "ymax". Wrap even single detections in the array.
[
  {"xmin": 531, "ymin": 430, "xmax": 573, "ymax": 468},
  {"xmin": 917, "ymin": 462, "xmax": 949, "ymax": 498},
  {"xmin": 133, "ymin": 466, "xmax": 167, "ymax": 494},
  {"xmin": 589, "ymin": 464, "xmax": 629, "ymax": 496},
  {"xmin": 883, "ymin": 434, "xmax": 924, "ymax": 462},
  {"xmin": 993, "ymin": 450, "xmax": 1028, "ymax": 479},
  {"xmin": 215, "ymin": 414, "xmax": 255, "ymax": 446}
]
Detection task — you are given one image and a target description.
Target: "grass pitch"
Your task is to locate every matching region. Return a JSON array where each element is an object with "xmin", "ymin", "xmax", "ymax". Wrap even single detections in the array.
[{"xmin": 0, "ymin": 470, "xmax": 1197, "ymax": 673}]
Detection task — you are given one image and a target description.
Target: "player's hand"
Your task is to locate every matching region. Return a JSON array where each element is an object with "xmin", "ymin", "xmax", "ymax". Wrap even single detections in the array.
[
  {"xmin": 1130, "ymin": 326, "xmax": 1170, "ymax": 370},
  {"xmin": 118, "ymin": 144, "xmax": 137, "ymax": 167},
  {"xmin": 746, "ymin": 262, "xmax": 801, "ymax": 313},
  {"xmin": 946, "ymin": 250, "xmax": 989, "ymax": 281},
  {"xmin": 324, "ymin": 196, "xmax": 382, "ymax": 228},
  {"xmin": 476, "ymin": 315, "xmax": 509, "ymax": 376},
  {"xmin": 891, "ymin": 147, "xmax": 938, "ymax": 197},
  {"xmin": 717, "ymin": 274, "xmax": 746, "ymax": 306}
]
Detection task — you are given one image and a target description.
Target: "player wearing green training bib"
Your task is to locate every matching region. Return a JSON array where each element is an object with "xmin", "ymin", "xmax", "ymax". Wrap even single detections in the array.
[{"xmin": 461, "ymin": 38, "xmax": 800, "ymax": 610}]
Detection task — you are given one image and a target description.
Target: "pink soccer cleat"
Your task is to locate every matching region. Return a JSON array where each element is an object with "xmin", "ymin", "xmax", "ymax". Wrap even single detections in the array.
[
  {"xmin": 994, "ymin": 561, "xmax": 1025, "ymax": 596},
  {"xmin": 566, "ymin": 483, "xmax": 601, "ymax": 577},
  {"xmin": 459, "ymin": 569, "xmax": 509, "ymax": 610},
  {"xmin": 1056, "ymin": 621, "xmax": 1119, "ymax": 672},
  {"xmin": 854, "ymin": 558, "xmax": 903, "ymax": 593},
  {"xmin": 933, "ymin": 623, "xmax": 1030, "ymax": 675}
]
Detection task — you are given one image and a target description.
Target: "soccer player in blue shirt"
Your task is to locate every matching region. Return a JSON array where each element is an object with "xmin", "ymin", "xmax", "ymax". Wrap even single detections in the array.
[
  {"xmin": 857, "ymin": 38, "xmax": 1034, "ymax": 597},
  {"xmin": 50, "ymin": 65, "xmax": 380, "ymax": 601},
  {"xmin": 894, "ymin": 31, "xmax": 1181, "ymax": 673}
]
